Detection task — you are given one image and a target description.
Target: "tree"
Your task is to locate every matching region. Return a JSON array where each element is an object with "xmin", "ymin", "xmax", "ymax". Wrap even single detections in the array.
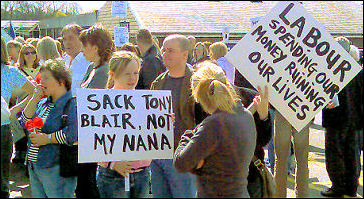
[{"xmin": 1, "ymin": 1, "xmax": 83, "ymax": 20}]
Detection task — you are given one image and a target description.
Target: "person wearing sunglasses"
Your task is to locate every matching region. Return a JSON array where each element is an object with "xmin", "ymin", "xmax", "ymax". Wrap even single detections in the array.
[{"xmin": 11, "ymin": 43, "xmax": 42, "ymax": 165}]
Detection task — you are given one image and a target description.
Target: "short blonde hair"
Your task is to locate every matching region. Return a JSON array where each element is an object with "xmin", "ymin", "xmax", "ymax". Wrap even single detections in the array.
[
  {"xmin": 191, "ymin": 61, "xmax": 238, "ymax": 114},
  {"xmin": 6, "ymin": 40, "xmax": 22, "ymax": 50},
  {"xmin": 209, "ymin": 42, "xmax": 228, "ymax": 60},
  {"xmin": 106, "ymin": 51, "xmax": 142, "ymax": 89},
  {"xmin": 37, "ymin": 36, "xmax": 61, "ymax": 61}
]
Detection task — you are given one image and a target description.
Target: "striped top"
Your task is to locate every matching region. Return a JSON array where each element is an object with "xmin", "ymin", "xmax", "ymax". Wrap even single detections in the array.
[{"xmin": 21, "ymin": 102, "xmax": 68, "ymax": 163}]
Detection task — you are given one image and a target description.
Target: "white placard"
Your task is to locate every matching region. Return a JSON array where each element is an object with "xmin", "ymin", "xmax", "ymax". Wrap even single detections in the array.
[
  {"xmin": 76, "ymin": 89, "xmax": 174, "ymax": 163},
  {"xmin": 112, "ymin": 1, "xmax": 127, "ymax": 17},
  {"xmin": 225, "ymin": 1, "xmax": 362, "ymax": 132},
  {"xmin": 114, "ymin": 26, "xmax": 129, "ymax": 47}
]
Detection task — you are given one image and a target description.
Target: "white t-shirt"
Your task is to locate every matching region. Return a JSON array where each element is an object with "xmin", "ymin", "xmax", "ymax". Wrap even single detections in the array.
[
  {"xmin": 65, "ymin": 53, "xmax": 90, "ymax": 95},
  {"xmin": 216, "ymin": 57, "xmax": 235, "ymax": 85}
]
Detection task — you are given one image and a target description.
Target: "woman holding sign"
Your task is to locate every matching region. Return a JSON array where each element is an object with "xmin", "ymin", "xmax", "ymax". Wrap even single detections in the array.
[
  {"xmin": 173, "ymin": 62, "xmax": 257, "ymax": 197},
  {"xmin": 96, "ymin": 51, "xmax": 152, "ymax": 198}
]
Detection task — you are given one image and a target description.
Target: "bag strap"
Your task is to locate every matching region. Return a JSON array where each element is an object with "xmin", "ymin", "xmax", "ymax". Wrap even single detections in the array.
[
  {"xmin": 252, "ymin": 155, "xmax": 264, "ymax": 170},
  {"xmin": 61, "ymin": 97, "xmax": 75, "ymax": 128}
]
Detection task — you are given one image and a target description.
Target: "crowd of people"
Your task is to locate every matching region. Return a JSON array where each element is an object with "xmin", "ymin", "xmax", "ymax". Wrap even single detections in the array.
[{"xmin": 1, "ymin": 22, "xmax": 363, "ymax": 198}]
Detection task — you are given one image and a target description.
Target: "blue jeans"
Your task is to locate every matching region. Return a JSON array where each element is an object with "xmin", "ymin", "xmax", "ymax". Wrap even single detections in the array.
[
  {"xmin": 151, "ymin": 159, "xmax": 197, "ymax": 198},
  {"xmin": 28, "ymin": 162, "xmax": 77, "ymax": 198},
  {"xmin": 97, "ymin": 166, "xmax": 151, "ymax": 198}
]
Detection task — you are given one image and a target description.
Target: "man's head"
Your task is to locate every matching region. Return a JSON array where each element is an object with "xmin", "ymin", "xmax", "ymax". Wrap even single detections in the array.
[
  {"xmin": 61, "ymin": 24, "xmax": 83, "ymax": 58},
  {"xmin": 187, "ymin": 35, "xmax": 196, "ymax": 52},
  {"xmin": 6, "ymin": 40, "xmax": 22, "ymax": 63},
  {"xmin": 136, "ymin": 29, "xmax": 153, "ymax": 53},
  {"xmin": 161, "ymin": 34, "xmax": 190, "ymax": 70}
]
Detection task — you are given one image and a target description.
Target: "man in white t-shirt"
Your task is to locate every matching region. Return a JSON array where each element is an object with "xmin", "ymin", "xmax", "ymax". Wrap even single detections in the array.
[{"xmin": 61, "ymin": 24, "xmax": 90, "ymax": 95}]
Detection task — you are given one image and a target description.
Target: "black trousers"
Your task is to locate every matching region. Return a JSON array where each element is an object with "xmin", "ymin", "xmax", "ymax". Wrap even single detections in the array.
[
  {"xmin": 325, "ymin": 126, "xmax": 360, "ymax": 195},
  {"xmin": 75, "ymin": 163, "xmax": 100, "ymax": 198}
]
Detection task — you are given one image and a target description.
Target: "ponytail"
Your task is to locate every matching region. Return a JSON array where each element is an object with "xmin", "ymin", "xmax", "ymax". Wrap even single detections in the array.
[{"xmin": 192, "ymin": 61, "xmax": 238, "ymax": 114}]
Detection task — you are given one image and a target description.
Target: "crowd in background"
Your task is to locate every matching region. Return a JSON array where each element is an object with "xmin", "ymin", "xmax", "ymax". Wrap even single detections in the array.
[{"xmin": 1, "ymin": 22, "xmax": 363, "ymax": 198}]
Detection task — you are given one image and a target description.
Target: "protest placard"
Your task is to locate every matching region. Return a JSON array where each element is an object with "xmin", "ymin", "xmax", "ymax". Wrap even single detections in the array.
[
  {"xmin": 225, "ymin": 1, "xmax": 362, "ymax": 132},
  {"xmin": 111, "ymin": 1, "xmax": 127, "ymax": 17},
  {"xmin": 114, "ymin": 26, "xmax": 129, "ymax": 47},
  {"xmin": 76, "ymin": 88, "xmax": 174, "ymax": 163}
]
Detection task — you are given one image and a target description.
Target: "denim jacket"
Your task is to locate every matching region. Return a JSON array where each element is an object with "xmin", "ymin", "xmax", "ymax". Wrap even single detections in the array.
[{"xmin": 21, "ymin": 91, "xmax": 77, "ymax": 169}]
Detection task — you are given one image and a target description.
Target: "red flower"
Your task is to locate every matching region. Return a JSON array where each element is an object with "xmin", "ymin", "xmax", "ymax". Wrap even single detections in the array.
[
  {"xmin": 25, "ymin": 120, "xmax": 34, "ymax": 129},
  {"xmin": 25, "ymin": 117, "xmax": 44, "ymax": 134},
  {"xmin": 32, "ymin": 117, "xmax": 43, "ymax": 128}
]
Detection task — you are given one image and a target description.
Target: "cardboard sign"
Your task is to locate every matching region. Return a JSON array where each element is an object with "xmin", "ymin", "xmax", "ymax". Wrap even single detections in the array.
[
  {"xmin": 114, "ymin": 26, "xmax": 129, "ymax": 47},
  {"xmin": 225, "ymin": 1, "xmax": 362, "ymax": 132},
  {"xmin": 111, "ymin": 1, "xmax": 127, "ymax": 17},
  {"xmin": 76, "ymin": 89, "xmax": 174, "ymax": 163}
]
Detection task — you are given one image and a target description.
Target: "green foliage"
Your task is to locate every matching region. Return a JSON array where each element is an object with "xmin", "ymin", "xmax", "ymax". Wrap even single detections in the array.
[{"xmin": 1, "ymin": 1, "xmax": 82, "ymax": 20}]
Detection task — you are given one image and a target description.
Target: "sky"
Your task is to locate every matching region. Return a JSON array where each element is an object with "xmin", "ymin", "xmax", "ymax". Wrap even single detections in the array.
[{"xmin": 75, "ymin": 1, "xmax": 107, "ymax": 13}]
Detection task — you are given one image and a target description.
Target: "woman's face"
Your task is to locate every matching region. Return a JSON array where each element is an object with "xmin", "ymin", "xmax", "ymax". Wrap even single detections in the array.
[
  {"xmin": 113, "ymin": 59, "xmax": 140, "ymax": 90},
  {"xmin": 195, "ymin": 44, "xmax": 204, "ymax": 58},
  {"xmin": 40, "ymin": 70, "xmax": 64, "ymax": 97},
  {"xmin": 9, "ymin": 47, "xmax": 20, "ymax": 62},
  {"xmin": 23, "ymin": 47, "xmax": 37, "ymax": 66},
  {"xmin": 81, "ymin": 42, "xmax": 99, "ymax": 63}
]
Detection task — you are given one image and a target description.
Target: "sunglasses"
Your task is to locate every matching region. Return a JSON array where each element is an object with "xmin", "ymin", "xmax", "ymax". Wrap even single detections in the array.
[{"xmin": 24, "ymin": 51, "xmax": 36, "ymax": 56}]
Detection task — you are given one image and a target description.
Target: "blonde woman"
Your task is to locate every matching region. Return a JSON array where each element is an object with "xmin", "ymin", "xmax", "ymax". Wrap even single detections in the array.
[
  {"xmin": 55, "ymin": 40, "xmax": 65, "ymax": 58},
  {"xmin": 36, "ymin": 36, "xmax": 61, "ymax": 63},
  {"xmin": 97, "ymin": 51, "xmax": 152, "ymax": 198},
  {"xmin": 192, "ymin": 42, "xmax": 210, "ymax": 67},
  {"xmin": 11, "ymin": 43, "xmax": 41, "ymax": 164},
  {"xmin": 17, "ymin": 43, "xmax": 41, "ymax": 80},
  {"xmin": 30, "ymin": 38, "xmax": 39, "ymax": 49},
  {"xmin": 209, "ymin": 42, "xmax": 235, "ymax": 84},
  {"xmin": 174, "ymin": 61, "xmax": 257, "ymax": 197}
]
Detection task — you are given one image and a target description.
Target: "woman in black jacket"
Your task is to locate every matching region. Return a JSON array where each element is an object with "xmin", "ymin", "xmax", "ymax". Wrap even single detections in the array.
[{"xmin": 235, "ymin": 86, "xmax": 273, "ymax": 198}]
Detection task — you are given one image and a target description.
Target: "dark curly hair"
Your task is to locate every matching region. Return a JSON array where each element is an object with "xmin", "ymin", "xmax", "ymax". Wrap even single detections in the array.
[
  {"xmin": 39, "ymin": 58, "xmax": 72, "ymax": 91},
  {"xmin": 79, "ymin": 24, "xmax": 115, "ymax": 67}
]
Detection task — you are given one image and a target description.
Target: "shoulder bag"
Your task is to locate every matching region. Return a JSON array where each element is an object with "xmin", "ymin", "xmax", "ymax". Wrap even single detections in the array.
[
  {"xmin": 59, "ymin": 97, "xmax": 79, "ymax": 177},
  {"xmin": 252, "ymin": 155, "xmax": 277, "ymax": 198}
]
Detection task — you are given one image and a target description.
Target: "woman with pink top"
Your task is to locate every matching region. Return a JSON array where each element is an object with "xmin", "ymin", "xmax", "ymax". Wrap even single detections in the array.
[{"xmin": 96, "ymin": 51, "xmax": 152, "ymax": 198}]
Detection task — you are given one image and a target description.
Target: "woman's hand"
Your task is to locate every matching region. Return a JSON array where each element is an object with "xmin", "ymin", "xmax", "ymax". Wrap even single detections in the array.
[
  {"xmin": 325, "ymin": 101, "xmax": 335, "ymax": 109},
  {"xmin": 113, "ymin": 162, "xmax": 141, "ymax": 177},
  {"xmin": 196, "ymin": 159, "xmax": 204, "ymax": 169},
  {"xmin": 29, "ymin": 131, "xmax": 50, "ymax": 147},
  {"xmin": 254, "ymin": 85, "xmax": 269, "ymax": 120},
  {"xmin": 33, "ymin": 84, "xmax": 45, "ymax": 100}
]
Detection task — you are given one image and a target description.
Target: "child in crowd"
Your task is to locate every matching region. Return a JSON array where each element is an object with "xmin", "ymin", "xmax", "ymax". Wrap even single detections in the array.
[{"xmin": 97, "ymin": 51, "xmax": 152, "ymax": 198}]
